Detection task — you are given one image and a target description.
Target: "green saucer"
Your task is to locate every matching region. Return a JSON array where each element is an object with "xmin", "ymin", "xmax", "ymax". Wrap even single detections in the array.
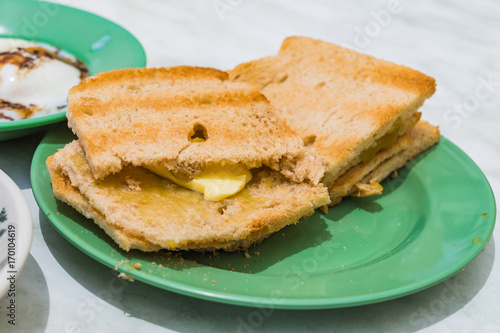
[
  {"xmin": 31, "ymin": 124, "xmax": 496, "ymax": 309},
  {"xmin": 0, "ymin": 0, "xmax": 146, "ymax": 141}
]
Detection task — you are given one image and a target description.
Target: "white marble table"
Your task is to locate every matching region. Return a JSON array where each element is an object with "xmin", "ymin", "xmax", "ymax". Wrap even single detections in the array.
[{"xmin": 1, "ymin": 0, "xmax": 499, "ymax": 332}]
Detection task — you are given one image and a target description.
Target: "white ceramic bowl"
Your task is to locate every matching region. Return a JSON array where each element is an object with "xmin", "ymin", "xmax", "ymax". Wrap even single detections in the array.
[{"xmin": 0, "ymin": 169, "xmax": 33, "ymax": 298}]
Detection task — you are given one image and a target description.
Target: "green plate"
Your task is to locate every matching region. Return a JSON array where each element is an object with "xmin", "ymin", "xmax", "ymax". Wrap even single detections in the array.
[
  {"xmin": 0, "ymin": 0, "xmax": 146, "ymax": 141},
  {"xmin": 31, "ymin": 124, "xmax": 496, "ymax": 309}
]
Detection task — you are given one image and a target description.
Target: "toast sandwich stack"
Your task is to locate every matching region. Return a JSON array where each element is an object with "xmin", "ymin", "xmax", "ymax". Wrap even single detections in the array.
[
  {"xmin": 228, "ymin": 37, "xmax": 440, "ymax": 206},
  {"xmin": 47, "ymin": 66, "xmax": 330, "ymax": 252},
  {"xmin": 47, "ymin": 37, "xmax": 441, "ymax": 253}
]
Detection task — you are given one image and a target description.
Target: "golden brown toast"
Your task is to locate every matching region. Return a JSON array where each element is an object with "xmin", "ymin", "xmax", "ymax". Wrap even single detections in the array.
[
  {"xmin": 67, "ymin": 66, "xmax": 323, "ymax": 184},
  {"xmin": 47, "ymin": 154, "xmax": 162, "ymax": 251},
  {"xmin": 47, "ymin": 140, "xmax": 330, "ymax": 252},
  {"xmin": 228, "ymin": 36, "xmax": 437, "ymax": 188}
]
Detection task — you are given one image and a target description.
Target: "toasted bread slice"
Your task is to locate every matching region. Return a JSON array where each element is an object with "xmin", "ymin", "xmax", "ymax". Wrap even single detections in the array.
[
  {"xmin": 228, "ymin": 36, "xmax": 436, "ymax": 187},
  {"xmin": 47, "ymin": 155, "xmax": 162, "ymax": 251},
  {"xmin": 67, "ymin": 66, "xmax": 323, "ymax": 184},
  {"xmin": 47, "ymin": 140, "xmax": 330, "ymax": 252}
]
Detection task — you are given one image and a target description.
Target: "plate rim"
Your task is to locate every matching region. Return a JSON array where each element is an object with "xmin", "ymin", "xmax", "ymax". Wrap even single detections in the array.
[{"xmin": 30, "ymin": 124, "xmax": 497, "ymax": 309}]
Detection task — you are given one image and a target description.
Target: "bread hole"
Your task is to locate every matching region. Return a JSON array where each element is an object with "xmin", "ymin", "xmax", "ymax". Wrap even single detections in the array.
[
  {"xmin": 278, "ymin": 74, "xmax": 288, "ymax": 83},
  {"xmin": 315, "ymin": 82, "xmax": 326, "ymax": 89},
  {"xmin": 127, "ymin": 84, "xmax": 140, "ymax": 91},
  {"xmin": 217, "ymin": 204, "xmax": 227, "ymax": 215},
  {"xmin": 189, "ymin": 123, "xmax": 208, "ymax": 142},
  {"xmin": 303, "ymin": 135, "xmax": 316, "ymax": 147},
  {"xmin": 82, "ymin": 109, "xmax": 93, "ymax": 116},
  {"xmin": 263, "ymin": 202, "xmax": 278, "ymax": 209},
  {"xmin": 233, "ymin": 74, "xmax": 241, "ymax": 80}
]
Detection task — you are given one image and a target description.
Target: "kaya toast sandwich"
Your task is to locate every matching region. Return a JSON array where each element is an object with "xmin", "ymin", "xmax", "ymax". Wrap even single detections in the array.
[
  {"xmin": 47, "ymin": 66, "xmax": 330, "ymax": 252},
  {"xmin": 228, "ymin": 36, "xmax": 441, "ymax": 206}
]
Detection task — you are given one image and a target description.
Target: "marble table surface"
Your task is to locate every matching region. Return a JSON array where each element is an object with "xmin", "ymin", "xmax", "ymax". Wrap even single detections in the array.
[{"xmin": 0, "ymin": 0, "xmax": 499, "ymax": 332}]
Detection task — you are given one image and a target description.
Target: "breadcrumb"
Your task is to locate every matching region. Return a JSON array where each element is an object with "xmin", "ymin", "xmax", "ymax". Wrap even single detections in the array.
[{"xmin": 118, "ymin": 272, "xmax": 135, "ymax": 282}]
